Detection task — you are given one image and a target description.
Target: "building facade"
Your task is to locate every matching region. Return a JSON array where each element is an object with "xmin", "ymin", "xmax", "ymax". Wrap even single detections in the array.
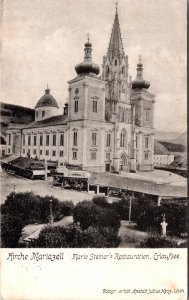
[{"xmin": 6, "ymin": 7, "xmax": 155, "ymax": 173}]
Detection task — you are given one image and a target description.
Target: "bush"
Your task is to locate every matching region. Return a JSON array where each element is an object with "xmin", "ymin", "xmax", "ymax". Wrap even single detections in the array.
[
  {"xmin": 1, "ymin": 214, "xmax": 22, "ymax": 248},
  {"xmin": 32, "ymin": 224, "xmax": 121, "ymax": 248},
  {"xmin": 73, "ymin": 201, "xmax": 120, "ymax": 230},
  {"xmin": 112, "ymin": 197, "xmax": 140, "ymax": 221},
  {"xmin": 92, "ymin": 196, "xmax": 110, "ymax": 208},
  {"xmin": 161, "ymin": 202, "xmax": 187, "ymax": 237},
  {"xmin": 138, "ymin": 234, "xmax": 178, "ymax": 248},
  {"xmin": 1, "ymin": 192, "xmax": 74, "ymax": 248}
]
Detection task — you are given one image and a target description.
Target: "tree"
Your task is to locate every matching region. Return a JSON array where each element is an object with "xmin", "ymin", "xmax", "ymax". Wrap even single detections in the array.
[
  {"xmin": 73, "ymin": 201, "xmax": 120, "ymax": 230},
  {"xmin": 32, "ymin": 224, "xmax": 121, "ymax": 248},
  {"xmin": 1, "ymin": 192, "xmax": 74, "ymax": 248},
  {"xmin": 1, "ymin": 214, "xmax": 22, "ymax": 248}
]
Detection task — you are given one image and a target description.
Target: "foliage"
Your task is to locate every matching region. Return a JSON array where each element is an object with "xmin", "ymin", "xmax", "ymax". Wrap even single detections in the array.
[
  {"xmin": 138, "ymin": 234, "xmax": 178, "ymax": 248},
  {"xmin": 1, "ymin": 192, "xmax": 74, "ymax": 248},
  {"xmin": 92, "ymin": 195, "xmax": 110, "ymax": 208},
  {"xmin": 32, "ymin": 224, "xmax": 121, "ymax": 248},
  {"xmin": 112, "ymin": 197, "xmax": 140, "ymax": 221},
  {"xmin": 134, "ymin": 197, "xmax": 187, "ymax": 237},
  {"xmin": 1, "ymin": 214, "xmax": 22, "ymax": 248},
  {"xmin": 73, "ymin": 201, "xmax": 120, "ymax": 230}
]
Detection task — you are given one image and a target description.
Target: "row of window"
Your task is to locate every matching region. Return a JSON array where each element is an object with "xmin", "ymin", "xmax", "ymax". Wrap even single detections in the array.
[
  {"xmin": 36, "ymin": 111, "xmax": 46, "ymax": 118},
  {"xmin": 74, "ymin": 99, "xmax": 98, "ymax": 113},
  {"xmin": 23, "ymin": 148, "xmax": 64, "ymax": 157},
  {"xmin": 23, "ymin": 133, "xmax": 64, "ymax": 147}
]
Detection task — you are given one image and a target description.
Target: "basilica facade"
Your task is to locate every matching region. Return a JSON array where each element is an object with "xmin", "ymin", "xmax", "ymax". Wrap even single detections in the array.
[{"xmin": 6, "ymin": 7, "xmax": 155, "ymax": 172}]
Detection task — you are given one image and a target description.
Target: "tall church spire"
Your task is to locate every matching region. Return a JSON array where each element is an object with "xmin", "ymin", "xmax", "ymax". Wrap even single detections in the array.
[{"xmin": 107, "ymin": 3, "xmax": 125, "ymax": 61}]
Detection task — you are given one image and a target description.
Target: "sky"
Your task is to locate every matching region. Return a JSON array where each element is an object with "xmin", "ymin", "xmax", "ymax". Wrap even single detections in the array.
[{"xmin": 1, "ymin": 0, "xmax": 187, "ymax": 133}]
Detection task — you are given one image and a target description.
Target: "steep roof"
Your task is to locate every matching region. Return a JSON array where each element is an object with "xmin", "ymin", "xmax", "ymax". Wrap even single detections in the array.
[
  {"xmin": 107, "ymin": 6, "xmax": 125, "ymax": 61},
  {"xmin": 23, "ymin": 114, "xmax": 67, "ymax": 129}
]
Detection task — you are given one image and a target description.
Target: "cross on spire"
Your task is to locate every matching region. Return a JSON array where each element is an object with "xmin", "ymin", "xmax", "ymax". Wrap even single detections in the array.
[
  {"xmin": 107, "ymin": 2, "xmax": 125, "ymax": 60},
  {"xmin": 87, "ymin": 33, "xmax": 90, "ymax": 42},
  {"xmin": 115, "ymin": 2, "xmax": 118, "ymax": 12}
]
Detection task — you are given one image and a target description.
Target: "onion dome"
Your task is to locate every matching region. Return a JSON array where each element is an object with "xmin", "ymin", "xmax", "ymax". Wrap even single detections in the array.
[
  {"xmin": 35, "ymin": 86, "xmax": 59, "ymax": 108},
  {"xmin": 132, "ymin": 55, "xmax": 150, "ymax": 89},
  {"xmin": 75, "ymin": 35, "xmax": 100, "ymax": 76}
]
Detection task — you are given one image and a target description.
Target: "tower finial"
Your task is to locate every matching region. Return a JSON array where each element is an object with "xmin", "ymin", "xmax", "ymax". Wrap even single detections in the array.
[
  {"xmin": 138, "ymin": 55, "xmax": 142, "ymax": 65},
  {"xmin": 115, "ymin": 2, "xmax": 118, "ymax": 13},
  {"xmin": 87, "ymin": 33, "xmax": 90, "ymax": 42}
]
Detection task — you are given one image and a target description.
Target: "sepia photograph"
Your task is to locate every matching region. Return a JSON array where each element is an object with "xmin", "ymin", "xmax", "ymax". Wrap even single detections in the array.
[{"xmin": 0, "ymin": 0, "xmax": 187, "ymax": 299}]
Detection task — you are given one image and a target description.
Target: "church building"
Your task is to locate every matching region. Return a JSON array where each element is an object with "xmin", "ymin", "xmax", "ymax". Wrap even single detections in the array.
[{"xmin": 6, "ymin": 6, "xmax": 155, "ymax": 173}]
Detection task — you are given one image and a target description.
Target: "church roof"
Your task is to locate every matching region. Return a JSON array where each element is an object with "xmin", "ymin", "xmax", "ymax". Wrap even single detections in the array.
[
  {"xmin": 23, "ymin": 114, "xmax": 67, "ymax": 129},
  {"xmin": 107, "ymin": 5, "xmax": 125, "ymax": 61},
  {"xmin": 35, "ymin": 87, "xmax": 59, "ymax": 109}
]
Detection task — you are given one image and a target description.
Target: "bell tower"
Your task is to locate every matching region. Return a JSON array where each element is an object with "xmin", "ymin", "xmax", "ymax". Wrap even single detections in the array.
[{"xmin": 102, "ymin": 3, "xmax": 129, "ymax": 121}]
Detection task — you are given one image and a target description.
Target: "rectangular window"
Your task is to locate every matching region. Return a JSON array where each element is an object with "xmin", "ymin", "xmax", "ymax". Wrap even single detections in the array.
[
  {"xmin": 46, "ymin": 150, "xmax": 49, "ymax": 156},
  {"xmin": 93, "ymin": 100, "xmax": 97, "ymax": 113},
  {"xmin": 92, "ymin": 132, "xmax": 97, "ymax": 146},
  {"xmin": 28, "ymin": 149, "xmax": 30, "ymax": 155},
  {"xmin": 136, "ymin": 136, "xmax": 138, "ymax": 148},
  {"xmin": 23, "ymin": 148, "xmax": 25, "ymax": 154},
  {"xmin": 145, "ymin": 110, "xmax": 150, "ymax": 122},
  {"xmin": 42, "ymin": 111, "xmax": 45, "ymax": 117},
  {"xmin": 106, "ymin": 134, "xmax": 111, "ymax": 147},
  {"xmin": 53, "ymin": 134, "xmax": 56, "ymax": 146},
  {"xmin": 52, "ymin": 150, "xmax": 56, "ymax": 157},
  {"xmin": 40, "ymin": 150, "xmax": 43, "ymax": 156},
  {"xmin": 46, "ymin": 135, "xmax": 49, "ymax": 146},
  {"xmin": 145, "ymin": 137, "xmax": 149, "ymax": 148},
  {"xmin": 144, "ymin": 152, "xmax": 149, "ymax": 160},
  {"xmin": 33, "ymin": 135, "xmax": 37, "ymax": 146},
  {"xmin": 106, "ymin": 152, "xmax": 110, "ymax": 160},
  {"xmin": 60, "ymin": 150, "xmax": 64, "ymax": 157},
  {"xmin": 8, "ymin": 148, "xmax": 10, "ymax": 154},
  {"xmin": 33, "ymin": 149, "xmax": 36, "ymax": 155},
  {"xmin": 73, "ymin": 151, "xmax": 77, "ymax": 160},
  {"xmin": 23, "ymin": 135, "xmax": 25, "ymax": 146},
  {"xmin": 60, "ymin": 133, "xmax": 64, "ymax": 146},
  {"xmin": 74, "ymin": 100, "xmax": 78, "ymax": 113},
  {"xmin": 28, "ymin": 135, "xmax": 31, "ymax": 146},
  {"xmin": 91, "ymin": 151, "xmax": 96, "ymax": 160},
  {"xmin": 73, "ymin": 132, "xmax": 77, "ymax": 146},
  {"xmin": 40, "ymin": 135, "xmax": 43, "ymax": 146}
]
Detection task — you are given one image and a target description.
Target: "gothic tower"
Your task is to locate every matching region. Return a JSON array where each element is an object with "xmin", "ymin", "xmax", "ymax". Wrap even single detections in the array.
[
  {"xmin": 102, "ymin": 4, "xmax": 132, "ymax": 172},
  {"xmin": 102, "ymin": 4, "xmax": 130, "ymax": 121}
]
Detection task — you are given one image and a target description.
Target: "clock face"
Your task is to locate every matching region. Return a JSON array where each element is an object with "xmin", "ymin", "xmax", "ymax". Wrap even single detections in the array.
[{"xmin": 75, "ymin": 88, "xmax": 79, "ymax": 95}]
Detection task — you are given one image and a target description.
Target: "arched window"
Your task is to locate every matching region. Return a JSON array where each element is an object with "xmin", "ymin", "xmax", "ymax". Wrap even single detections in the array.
[
  {"xmin": 106, "ymin": 65, "xmax": 109, "ymax": 76},
  {"xmin": 120, "ymin": 129, "xmax": 127, "ymax": 148},
  {"xmin": 122, "ymin": 65, "xmax": 125, "ymax": 74}
]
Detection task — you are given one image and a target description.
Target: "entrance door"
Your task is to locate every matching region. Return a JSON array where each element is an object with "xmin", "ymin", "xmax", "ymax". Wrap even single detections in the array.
[{"xmin": 106, "ymin": 163, "xmax": 110, "ymax": 172}]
